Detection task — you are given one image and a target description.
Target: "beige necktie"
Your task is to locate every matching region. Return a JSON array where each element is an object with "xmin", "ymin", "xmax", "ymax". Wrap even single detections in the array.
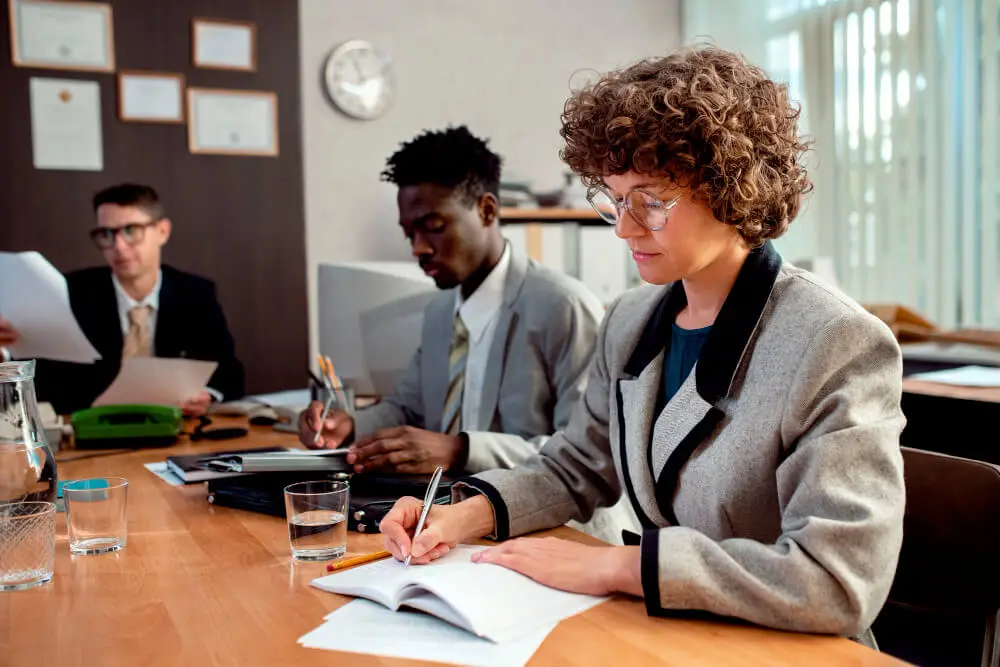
[
  {"xmin": 122, "ymin": 306, "xmax": 153, "ymax": 358},
  {"xmin": 441, "ymin": 313, "xmax": 469, "ymax": 436}
]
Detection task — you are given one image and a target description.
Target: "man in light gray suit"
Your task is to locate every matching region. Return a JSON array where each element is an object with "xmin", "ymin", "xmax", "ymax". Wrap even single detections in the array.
[{"xmin": 299, "ymin": 126, "xmax": 604, "ymax": 477}]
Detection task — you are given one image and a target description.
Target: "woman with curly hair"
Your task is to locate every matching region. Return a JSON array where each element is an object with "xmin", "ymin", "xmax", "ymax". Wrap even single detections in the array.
[{"xmin": 380, "ymin": 47, "xmax": 905, "ymax": 642}]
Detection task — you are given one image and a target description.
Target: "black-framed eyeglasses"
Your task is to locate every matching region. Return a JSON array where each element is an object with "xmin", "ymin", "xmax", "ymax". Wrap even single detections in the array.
[
  {"xmin": 586, "ymin": 187, "xmax": 681, "ymax": 232},
  {"xmin": 88, "ymin": 220, "xmax": 160, "ymax": 250}
]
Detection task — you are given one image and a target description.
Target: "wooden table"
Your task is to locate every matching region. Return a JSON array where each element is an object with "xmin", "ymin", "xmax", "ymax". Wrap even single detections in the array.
[
  {"xmin": 1, "ymin": 419, "xmax": 907, "ymax": 666},
  {"xmin": 903, "ymin": 377, "xmax": 1000, "ymax": 403}
]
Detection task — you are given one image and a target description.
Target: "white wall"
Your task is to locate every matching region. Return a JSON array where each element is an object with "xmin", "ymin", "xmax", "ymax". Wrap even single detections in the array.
[{"xmin": 299, "ymin": 0, "xmax": 682, "ymax": 358}]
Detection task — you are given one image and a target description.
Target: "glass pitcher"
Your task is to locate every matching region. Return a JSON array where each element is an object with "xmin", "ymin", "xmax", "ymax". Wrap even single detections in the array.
[{"xmin": 0, "ymin": 361, "xmax": 58, "ymax": 504}]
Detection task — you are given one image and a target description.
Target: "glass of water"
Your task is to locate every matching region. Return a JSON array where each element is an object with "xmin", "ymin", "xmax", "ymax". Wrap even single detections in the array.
[
  {"xmin": 0, "ymin": 501, "xmax": 56, "ymax": 591},
  {"xmin": 283, "ymin": 480, "xmax": 348, "ymax": 561},
  {"xmin": 63, "ymin": 477, "xmax": 128, "ymax": 555}
]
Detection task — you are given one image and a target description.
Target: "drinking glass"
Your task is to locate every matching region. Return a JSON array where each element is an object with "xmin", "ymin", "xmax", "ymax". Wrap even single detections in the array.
[
  {"xmin": 284, "ymin": 480, "xmax": 348, "ymax": 561},
  {"xmin": 63, "ymin": 477, "xmax": 129, "ymax": 555},
  {"xmin": 0, "ymin": 501, "xmax": 56, "ymax": 591}
]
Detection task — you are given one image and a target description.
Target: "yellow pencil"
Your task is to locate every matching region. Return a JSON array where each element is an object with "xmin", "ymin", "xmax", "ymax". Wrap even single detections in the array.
[{"xmin": 326, "ymin": 550, "xmax": 392, "ymax": 572}]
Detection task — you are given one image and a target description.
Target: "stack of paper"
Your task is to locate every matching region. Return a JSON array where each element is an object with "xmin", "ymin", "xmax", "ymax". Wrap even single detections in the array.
[
  {"xmin": 298, "ymin": 600, "xmax": 555, "ymax": 667},
  {"xmin": 299, "ymin": 545, "xmax": 608, "ymax": 665}
]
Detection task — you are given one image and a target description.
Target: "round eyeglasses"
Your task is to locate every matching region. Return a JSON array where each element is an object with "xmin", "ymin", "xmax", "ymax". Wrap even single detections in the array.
[{"xmin": 586, "ymin": 187, "xmax": 680, "ymax": 232}]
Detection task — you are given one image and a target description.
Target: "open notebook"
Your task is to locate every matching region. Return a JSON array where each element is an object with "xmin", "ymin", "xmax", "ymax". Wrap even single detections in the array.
[{"xmin": 310, "ymin": 545, "xmax": 607, "ymax": 643}]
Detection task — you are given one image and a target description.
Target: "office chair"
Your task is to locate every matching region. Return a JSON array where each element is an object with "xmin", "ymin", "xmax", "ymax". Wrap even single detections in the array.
[{"xmin": 873, "ymin": 447, "xmax": 1000, "ymax": 667}]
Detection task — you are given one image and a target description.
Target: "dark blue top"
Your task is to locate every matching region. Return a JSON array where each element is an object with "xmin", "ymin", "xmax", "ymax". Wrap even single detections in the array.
[{"xmin": 662, "ymin": 323, "xmax": 712, "ymax": 405}]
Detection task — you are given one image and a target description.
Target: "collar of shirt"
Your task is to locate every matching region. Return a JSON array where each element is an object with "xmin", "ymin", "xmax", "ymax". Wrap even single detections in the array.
[
  {"xmin": 455, "ymin": 244, "xmax": 510, "ymax": 344},
  {"xmin": 112, "ymin": 269, "xmax": 162, "ymax": 334}
]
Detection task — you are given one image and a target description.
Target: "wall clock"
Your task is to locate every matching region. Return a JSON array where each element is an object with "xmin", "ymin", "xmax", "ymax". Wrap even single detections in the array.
[{"xmin": 323, "ymin": 40, "xmax": 394, "ymax": 120}]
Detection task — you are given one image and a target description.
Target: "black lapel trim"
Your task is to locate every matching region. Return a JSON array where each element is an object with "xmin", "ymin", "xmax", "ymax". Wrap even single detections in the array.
[
  {"xmin": 695, "ymin": 242, "xmax": 782, "ymax": 404},
  {"xmin": 655, "ymin": 407, "xmax": 725, "ymax": 525},
  {"xmin": 621, "ymin": 242, "xmax": 781, "ymax": 405},
  {"xmin": 622, "ymin": 284, "xmax": 686, "ymax": 378},
  {"xmin": 616, "ymin": 379, "xmax": 656, "ymax": 531}
]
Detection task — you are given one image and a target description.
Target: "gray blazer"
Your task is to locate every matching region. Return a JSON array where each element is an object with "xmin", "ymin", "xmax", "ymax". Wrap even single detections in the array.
[
  {"xmin": 352, "ymin": 247, "xmax": 604, "ymax": 473},
  {"xmin": 458, "ymin": 242, "xmax": 906, "ymax": 638}
]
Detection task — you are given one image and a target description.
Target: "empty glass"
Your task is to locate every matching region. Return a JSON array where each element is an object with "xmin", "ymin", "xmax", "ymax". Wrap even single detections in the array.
[
  {"xmin": 63, "ymin": 477, "xmax": 128, "ymax": 555},
  {"xmin": 284, "ymin": 480, "xmax": 348, "ymax": 561},
  {"xmin": 0, "ymin": 501, "xmax": 56, "ymax": 591}
]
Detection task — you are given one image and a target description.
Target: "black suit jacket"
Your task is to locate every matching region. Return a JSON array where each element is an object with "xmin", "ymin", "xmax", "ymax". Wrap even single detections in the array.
[{"xmin": 33, "ymin": 265, "xmax": 245, "ymax": 414}]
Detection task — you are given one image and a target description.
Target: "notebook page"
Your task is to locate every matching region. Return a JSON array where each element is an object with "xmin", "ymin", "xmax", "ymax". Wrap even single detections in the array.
[
  {"xmin": 399, "ymin": 591, "xmax": 475, "ymax": 635},
  {"xmin": 310, "ymin": 545, "xmax": 484, "ymax": 610},
  {"xmin": 411, "ymin": 561, "xmax": 607, "ymax": 643}
]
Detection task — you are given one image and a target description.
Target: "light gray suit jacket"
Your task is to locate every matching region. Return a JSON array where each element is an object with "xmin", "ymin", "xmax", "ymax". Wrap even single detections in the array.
[
  {"xmin": 458, "ymin": 242, "xmax": 906, "ymax": 638},
  {"xmin": 352, "ymin": 247, "xmax": 604, "ymax": 473}
]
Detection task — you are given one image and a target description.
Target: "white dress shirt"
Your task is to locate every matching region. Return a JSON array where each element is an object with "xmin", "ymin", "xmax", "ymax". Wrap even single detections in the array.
[
  {"xmin": 112, "ymin": 270, "xmax": 162, "ymax": 348},
  {"xmin": 454, "ymin": 245, "xmax": 511, "ymax": 432}
]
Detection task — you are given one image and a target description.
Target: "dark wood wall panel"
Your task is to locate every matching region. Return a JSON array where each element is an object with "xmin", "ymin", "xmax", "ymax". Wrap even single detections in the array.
[{"xmin": 0, "ymin": 0, "xmax": 307, "ymax": 394}]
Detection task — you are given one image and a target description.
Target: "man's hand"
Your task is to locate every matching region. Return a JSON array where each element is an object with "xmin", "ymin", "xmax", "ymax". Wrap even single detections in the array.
[
  {"xmin": 0, "ymin": 318, "xmax": 20, "ymax": 347},
  {"xmin": 472, "ymin": 538, "xmax": 643, "ymax": 597},
  {"xmin": 180, "ymin": 390, "xmax": 213, "ymax": 417},
  {"xmin": 298, "ymin": 400, "xmax": 354, "ymax": 450},
  {"xmin": 348, "ymin": 425, "xmax": 465, "ymax": 474}
]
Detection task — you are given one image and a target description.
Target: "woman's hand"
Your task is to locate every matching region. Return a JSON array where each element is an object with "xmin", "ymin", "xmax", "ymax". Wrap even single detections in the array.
[
  {"xmin": 380, "ymin": 495, "xmax": 495, "ymax": 564},
  {"xmin": 472, "ymin": 538, "xmax": 643, "ymax": 597}
]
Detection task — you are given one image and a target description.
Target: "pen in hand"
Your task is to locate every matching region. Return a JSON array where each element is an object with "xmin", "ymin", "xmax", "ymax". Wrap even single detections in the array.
[
  {"xmin": 405, "ymin": 465, "xmax": 445, "ymax": 567},
  {"xmin": 313, "ymin": 395, "xmax": 335, "ymax": 446}
]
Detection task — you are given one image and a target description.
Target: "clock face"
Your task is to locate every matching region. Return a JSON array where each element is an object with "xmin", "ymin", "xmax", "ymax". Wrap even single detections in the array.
[{"xmin": 323, "ymin": 40, "xmax": 394, "ymax": 120}]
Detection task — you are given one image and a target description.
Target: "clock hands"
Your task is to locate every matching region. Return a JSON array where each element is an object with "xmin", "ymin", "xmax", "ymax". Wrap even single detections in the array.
[{"xmin": 352, "ymin": 56, "xmax": 367, "ymax": 83}]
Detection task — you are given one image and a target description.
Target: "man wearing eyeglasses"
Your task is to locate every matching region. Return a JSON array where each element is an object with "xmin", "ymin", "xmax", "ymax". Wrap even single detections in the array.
[{"xmin": 0, "ymin": 183, "xmax": 244, "ymax": 415}]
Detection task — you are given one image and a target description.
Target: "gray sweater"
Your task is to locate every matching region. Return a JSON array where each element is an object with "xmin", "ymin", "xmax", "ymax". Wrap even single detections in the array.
[{"xmin": 458, "ymin": 242, "xmax": 905, "ymax": 638}]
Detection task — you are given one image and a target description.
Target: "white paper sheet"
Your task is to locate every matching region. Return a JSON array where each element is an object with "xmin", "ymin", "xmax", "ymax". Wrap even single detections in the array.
[
  {"xmin": 143, "ymin": 462, "xmax": 184, "ymax": 487},
  {"xmin": 907, "ymin": 365, "xmax": 1000, "ymax": 387},
  {"xmin": 30, "ymin": 77, "xmax": 103, "ymax": 171},
  {"xmin": 299, "ymin": 599, "xmax": 555, "ymax": 667},
  {"xmin": 0, "ymin": 251, "xmax": 100, "ymax": 363},
  {"xmin": 93, "ymin": 357, "xmax": 218, "ymax": 407}
]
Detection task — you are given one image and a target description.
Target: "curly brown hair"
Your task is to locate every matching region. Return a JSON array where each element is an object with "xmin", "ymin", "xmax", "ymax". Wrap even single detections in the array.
[{"xmin": 560, "ymin": 46, "xmax": 812, "ymax": 246}]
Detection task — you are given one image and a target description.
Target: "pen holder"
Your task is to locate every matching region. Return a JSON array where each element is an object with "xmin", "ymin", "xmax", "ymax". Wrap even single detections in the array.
[{"xmin": 317, "ymin": 385, "xmax": 355, "ymax": 417}]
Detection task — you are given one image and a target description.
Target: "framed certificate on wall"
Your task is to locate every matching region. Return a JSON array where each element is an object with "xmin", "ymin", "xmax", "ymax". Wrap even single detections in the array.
[
  {"xmin": 191, "ymin": 18, "xmax": 256, "ymax": 71},
  {"xmin": 187, "ymin": 88, "xmax": 278, "ymax": 157},
  {"xmin": 118, "ymin": 71, "xmax": 185, "ymax": 123},
  {"xmin": 9, "ymin": 0, "xmax": 115, "ymax": 72}
]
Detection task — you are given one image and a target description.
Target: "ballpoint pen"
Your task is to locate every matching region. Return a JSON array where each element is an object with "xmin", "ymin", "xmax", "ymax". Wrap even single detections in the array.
[
  {"xmin": 404, "ymin": 465, "xmax": 445, "ymax": 567},
  {"xmin": 313, "ymin": 393, "xmax": 335, "ymax": 445}
]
